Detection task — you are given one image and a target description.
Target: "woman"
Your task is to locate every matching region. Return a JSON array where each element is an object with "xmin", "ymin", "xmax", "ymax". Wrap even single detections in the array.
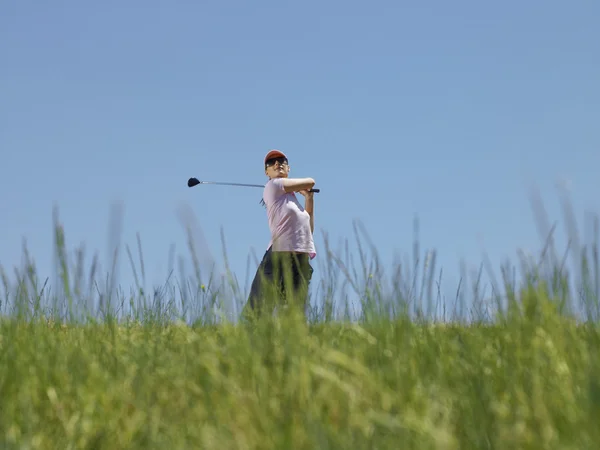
[{"xmin": 243, "ymin": 149, "xmax": 317, "ymax": 319}]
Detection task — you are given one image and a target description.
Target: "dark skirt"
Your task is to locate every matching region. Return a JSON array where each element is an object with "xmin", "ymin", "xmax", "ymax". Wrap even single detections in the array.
[{"xmin": 243, "ymin": 247, "xmax": 314, "ymax": 318}]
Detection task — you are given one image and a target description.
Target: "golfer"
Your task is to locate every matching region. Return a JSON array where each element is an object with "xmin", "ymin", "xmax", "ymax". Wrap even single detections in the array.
[{"xmin": 243, "ymin": 149, "xmax": 316, "ymax": 319}]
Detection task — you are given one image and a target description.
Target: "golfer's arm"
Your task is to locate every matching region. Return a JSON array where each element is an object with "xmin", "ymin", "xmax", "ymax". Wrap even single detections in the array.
[
  {"xmin": 305, "ymin": 196, "xmax": 314, "ymax": 233},
  {"xmin": 282, "ymin": 178, "xmax": 315, "ymax": 193}
]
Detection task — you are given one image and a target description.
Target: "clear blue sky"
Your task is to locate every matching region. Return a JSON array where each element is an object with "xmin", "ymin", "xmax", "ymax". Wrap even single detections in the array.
[{"xmin": 1, "ymin": 0, "xmax": 599, "ymax": 320}]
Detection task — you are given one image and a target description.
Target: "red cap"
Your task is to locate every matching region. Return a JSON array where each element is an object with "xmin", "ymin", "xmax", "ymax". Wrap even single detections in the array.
[{"xmin": 264, "ymin": 149, "xmax": 287, "ymax": 164}]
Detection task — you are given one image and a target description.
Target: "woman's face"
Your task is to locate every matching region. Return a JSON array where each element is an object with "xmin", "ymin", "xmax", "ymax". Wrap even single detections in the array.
[{"xmin": 265, "ymin": 157, "xmax": 290, "ymax": 179}]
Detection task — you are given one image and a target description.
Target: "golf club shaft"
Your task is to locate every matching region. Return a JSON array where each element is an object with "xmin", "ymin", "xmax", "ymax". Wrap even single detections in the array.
[
  {"xmin": 190, "ymin": 178, "xmax": 320, "ymax": 193},
  {"xmin": 198, "ymin": 180, "xmax": 265, "ymax": 188}
]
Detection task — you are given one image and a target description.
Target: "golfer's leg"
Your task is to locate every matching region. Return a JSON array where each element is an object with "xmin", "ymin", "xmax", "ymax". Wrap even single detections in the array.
[
  {"xmin": 279, "ymin": 253, "xmax": 298, "ymax": 308},
  {"xmin": 303, "ymin": 261, "xmax": 314, "ymax": 315},
  {"xmin": 243, "ymin": 249, "xmax": 273, "ymax": 318},
  {"xmin": 270, "ymin": 251, "xmax": 288, "ymax": 311},
  {"xmin": 289, "ymin": 254, "xmax": 313, "ymax": 315},
  {"xmin": 294, "ymin": 259, "xmax": 313, "ymax": 317}
]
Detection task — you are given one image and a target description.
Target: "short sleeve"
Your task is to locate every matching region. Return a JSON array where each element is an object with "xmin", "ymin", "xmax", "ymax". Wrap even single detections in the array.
[{"xmin": 263, "ymin": 178, "xmax": 286, "ymax": 205}]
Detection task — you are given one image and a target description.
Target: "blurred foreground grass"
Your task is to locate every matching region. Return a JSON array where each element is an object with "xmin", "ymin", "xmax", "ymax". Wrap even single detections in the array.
[
  {"xmin": 2, "ymin": 292, "xmax": 599, "ymax": 449},
  {"xmin": 1, "ymin": 203, "xmax": 600, "ymax": 449}
]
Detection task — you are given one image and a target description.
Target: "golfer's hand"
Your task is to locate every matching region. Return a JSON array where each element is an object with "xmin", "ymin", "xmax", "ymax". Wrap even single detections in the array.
[{"xmin": 298, "ymin": 189, "xmax": 314, "ymax": 199}]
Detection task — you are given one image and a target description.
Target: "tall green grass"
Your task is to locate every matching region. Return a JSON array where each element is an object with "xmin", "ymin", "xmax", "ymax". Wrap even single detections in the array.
[{"xmin": 1, "ymin": 195, "xmax": 600, "ymax": 449}]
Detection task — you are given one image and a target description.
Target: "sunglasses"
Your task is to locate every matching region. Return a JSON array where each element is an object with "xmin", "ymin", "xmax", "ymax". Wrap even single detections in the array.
[{"xmin": 265, "ymin": 157, "xmax": 288, "ymax": 167}]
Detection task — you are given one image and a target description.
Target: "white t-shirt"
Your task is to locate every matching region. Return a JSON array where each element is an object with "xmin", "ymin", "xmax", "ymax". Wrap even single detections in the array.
[{"xmin": 263, "ymin": 178, "xmax": 316, "ymax": 259}]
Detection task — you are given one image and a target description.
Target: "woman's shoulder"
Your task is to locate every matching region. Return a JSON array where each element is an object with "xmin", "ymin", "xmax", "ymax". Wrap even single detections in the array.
[{"xmin": 263, "ymin": 178, "xmax": 286, "ymax": 204}]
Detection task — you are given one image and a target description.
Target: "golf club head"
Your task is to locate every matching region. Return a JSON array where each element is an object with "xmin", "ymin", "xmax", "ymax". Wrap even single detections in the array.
[{"xmin": 187, "ymin": 177, "xmax": 201, "ymax": 187}]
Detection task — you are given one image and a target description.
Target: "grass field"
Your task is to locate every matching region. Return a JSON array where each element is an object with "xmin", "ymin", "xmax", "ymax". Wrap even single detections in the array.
[{"xmin": 2, "ymin": 204, "xmax": 600, "ymax": 449}]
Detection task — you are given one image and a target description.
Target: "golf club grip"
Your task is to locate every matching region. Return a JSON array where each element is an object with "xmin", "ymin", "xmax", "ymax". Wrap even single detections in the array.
[{"xmin": 310, "ymin": 189, "xmax": 320, "ymax": 193}]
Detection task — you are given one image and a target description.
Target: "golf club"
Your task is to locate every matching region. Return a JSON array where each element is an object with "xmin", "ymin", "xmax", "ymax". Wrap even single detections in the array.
[{"xmin": 187, "ymin": 177, "xmax": 320, "ymax": 193}]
